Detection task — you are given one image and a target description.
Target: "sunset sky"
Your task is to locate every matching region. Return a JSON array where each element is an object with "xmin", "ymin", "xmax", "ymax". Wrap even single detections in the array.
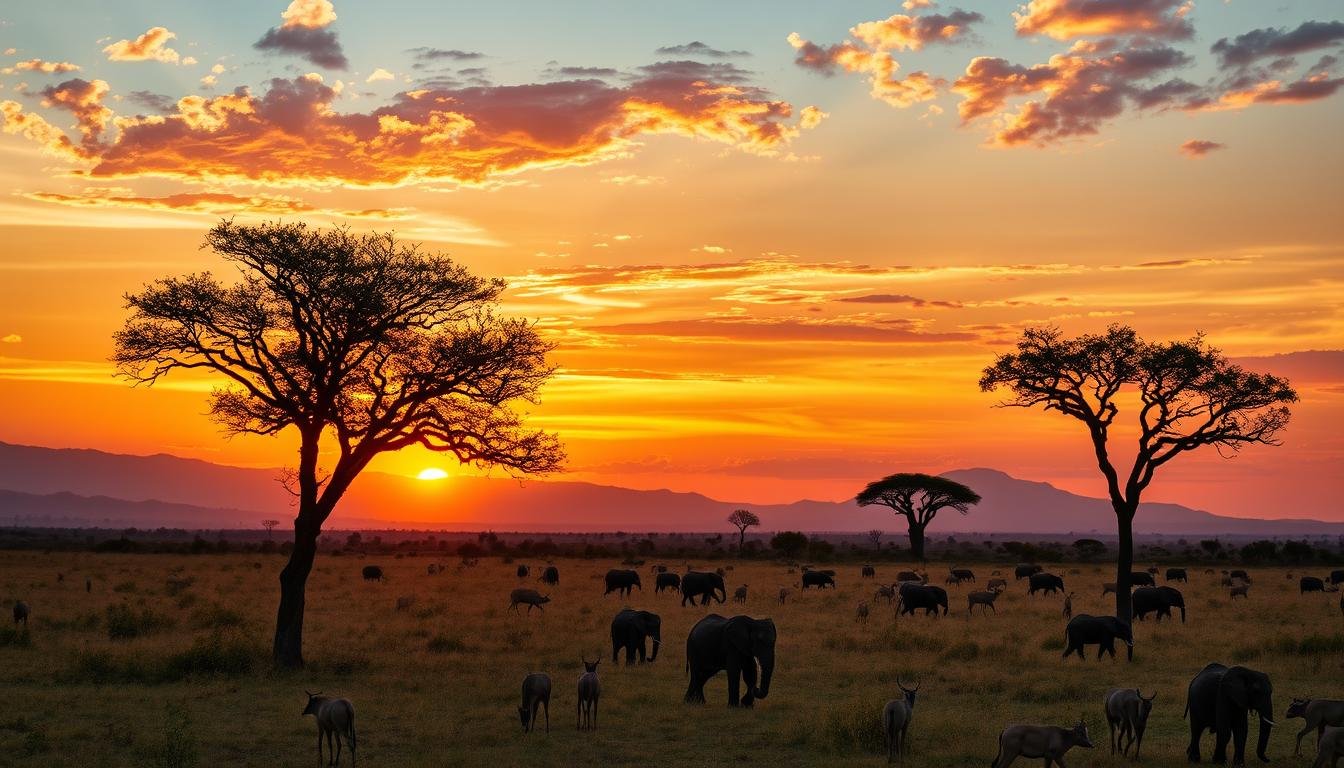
[{"xmin": 1, "ymin": 1, "xmax": 1341, "ymax": 522}]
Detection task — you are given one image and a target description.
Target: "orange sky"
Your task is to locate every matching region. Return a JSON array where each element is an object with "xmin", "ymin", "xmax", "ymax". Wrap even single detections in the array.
[{"xmin": 1, "ymin": 1, "xmax": 1342, "ymax": 521}]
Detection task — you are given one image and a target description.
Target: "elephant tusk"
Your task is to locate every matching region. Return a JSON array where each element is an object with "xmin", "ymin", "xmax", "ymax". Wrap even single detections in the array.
[{"xmin": 1261, "ymin": 717, "xmax": 1275, "ymax": 726}]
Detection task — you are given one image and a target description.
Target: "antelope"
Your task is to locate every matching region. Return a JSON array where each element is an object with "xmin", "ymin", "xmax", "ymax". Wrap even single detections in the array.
[
  {"xmin": 992, "ymin": 719, "xmax": 1093, "ymax": 768},
  {"xmin": 875, "ymin": 584, "xmax": 897, "ymax": 604},
  {"xmin": 518, "ymin": 673, "xmax": 551, "ymax": 733},
  {"xmin": 987, "ymin": 578, "xmax": 1008, "ymax": 592},
  {"xmin": 1287, "ymin": 698, "xmax": 1344, "ymax": 756},
  {"xmin": 395, "ymin": 595, "xmax": 415, "ymax": 611},
  {"xmin": 1063, "ymin": 592, "xmax": 1074, "ymax": 619},
  {"xmin": 510, "ymin": 588, "xmax": 551, "ymax": 613},
  {"xmin": 1104, "ymin": 688, "xmax": 1155, "ymax": 759},
  {"xmin": 302, "ymin": 691, "xmax": 356, "ymax": 767},
  {"xmin": 778, "ymin": 587, "xmax": 791, "ymax": 604},
  {"xmin": 577, "ymin": 658, "xmax": 600, "ymax": 731},
  {"xmin": 733, "ymin": 585, "xmax": 748, "ymax": 603},
  {"xmin": 856, "ymin": 601, "xmax": 870, "ymax": 622},
  {"xmin": 968, "ymin": 589, "xmax": 1002, "ymax": 615},
  {"xmin": 882, "ymin": 678, "xmax": 919, "ymax": 762}
]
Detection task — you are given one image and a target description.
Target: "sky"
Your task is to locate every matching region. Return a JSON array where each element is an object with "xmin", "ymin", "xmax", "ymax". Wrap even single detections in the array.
[{"xmin": 0, "ymin": 0, "xmax": 1341, "ymax": 522}]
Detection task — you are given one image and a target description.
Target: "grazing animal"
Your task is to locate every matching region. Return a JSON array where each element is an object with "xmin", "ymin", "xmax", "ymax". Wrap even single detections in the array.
[
  {"xmin": 1167, "ymin": 567, "xmax": 1188, "ymax": 582},
  {"xmin": 681, "ymin": 571, "xmax": 727, "ymax": 606},
  {"xmin": 896, "ymin": 583, "xmax": 948, "ymax": 617},
  {"xmin": 1330, "ymin": 569, "xmax": 1344, "ymax": 586},
  {"xmin": 882, "ymin": 679, "xmax": 919, "ymax": 762},
  {"xmin": 1229, "ymin": 569, "xmax": 1251, "ymax": 582},
  {"xmin": 1146, "ymin": 566, "xmax": 1159, "ymax": 575},
  {"xmin": 1063, "ymin": 592, "xmax": 1074, "ymax": 619},
  {"xmin": 1301, "ymin": 576, "xmax": 1327, "ymax": 594},
  {"xmin": 610, "ymin": 608, "xmax": 661, "ymax": 664},
  {"xmin": 684, "ymin": 614, "xmax": 776, "ymax": 707},
  {"xmin": 360, "ymin": 565, "xmax": 383, "ymax": 582},
  {"xmin": 539, "ymin": 566, "xmax": 560, "ymax": 586},
  {"xmin": 1132, "ymin": 585, "xmax": 1186, "ymax": 623},
  {"xmin": 654, "ymin": 571, "xmax": 681, "ymax": 593},
  {"xmin": 509, "ymin": 588, "xmax": 551, "ymax": 614},
  {"xmin": 603, "ymin": 569, "xmax": 642, "ymax": 597},
  {"xmin": 801, "ymin": 571, "xmax": 836, "ymax": 590},
  {"xmin": 1230, "ymin": 583, "xmax": 1250, "ymax": 599},
  {"xmin": 897, "ymin": 570, "xmax": 925, "ymax": 583},
  {"xmin": 1185, "ymin": 662, "xmax": 1274, "ymax": 764},
  {"xmin": 577, "ymin": 658, "xmax": 600, "ymax": 731},
  {"xmin": 13, "ymin": 600, "xmax": 29, "ymax": 627},
  {"xmin": 991, "ymin": 720, "xmax": 1093, "ymax": 768},
  {"xmin": 1310, "ymin": 726, "xmax": 1344, "ymax": 768},
  {"xmin": 862, "ymin": 565, "xmax": 876, "ymax": 578},
  {"xmin": 518, "ymin": 673, "xmax": 551, "ymax": 733},
  {"xmin": 949, "ymin": 567, "xmax": 975, "ymax": 583},
  {"xmin": 1028, "ymin": 572, "xmax": 1065, "ymax": 596},
  {"xmin": 945, "ymin": 574, "xmax": 960, "ymax": 586},
  {"xmin": 778, "ymin": 587, "xmax": 791, "ymax": 604},
  {"xmin": 302, "ymin": 691, "xmax": 356, "ymax": 767},
  {"xmin": 875, "ymin": 584, "xmax": 897, "ymax": 603},
  {"xmin": 855, "ymin": 601, "xmax": 870, "ymax": 622},
  {"xmin": 1063, "ymin": 615, "xmax": 1133, "ymax": 661},
  {"xmin": 987, "ymin": 577, "xmax": 1008, "ymax": 592},
  {"xmin": 395, "ymin": 594, "xmax": 415, "ymax": 611},
  {"xmin": 733, "ymin": 585, "xmax": 749, "ymax": 603},
  {"xmin": 1014, "ymin": 563, "xmax": 1043, "ymax": 580},
  {"xmin": 1287, "ymin": 698, "xmax": 1344, "ymax": 756},
  {"xmin": 1104, "ymin": 688, "xmax": 1156, "ymax": 759},
  {"xmin": 426, "ymin": 564, "xmax": 438, "ymax": 575},
  {"xmin": 1130, "ymin": 571, "xmax": 1156, "ymax": 587},
  {"xmin": 968, "ymin": 589, "xmax": 1002, "ymax": 615},
  {"xmin": 515, "ymin": 564, "xmax": 530, "ymax": 579}
]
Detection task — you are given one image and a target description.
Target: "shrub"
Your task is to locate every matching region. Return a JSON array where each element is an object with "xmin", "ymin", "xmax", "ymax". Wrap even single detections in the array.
[
  {"xmin": 156, "ymin": 704, "xmax": 197, "ymax": 768},
  {"xmin": 163, "ymin": 631, "xmax": 256, "ymax": 678},
  {"xmin": 426, "ymin": 634, "xmax": 467, "ymax": 654},
  {"xmin": 939, "ymin": 640, "xmax": 980, "ymax": 662},
  {"xmin": 818, "ymin": 700, "xmax": 884, "ymax": 754},
  {"xmin": 106, "ymin": 603, "xmax": 175, "ymax": 640},
  {"xmin": 189, "ymin": 604, "xmax": 246, "ymax": 631}
]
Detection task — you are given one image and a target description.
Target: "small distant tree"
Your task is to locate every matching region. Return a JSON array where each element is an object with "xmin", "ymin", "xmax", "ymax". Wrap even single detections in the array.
[
  {"xmin": 1073, "ymin": 538, "xmax": 1107, "ymax": 560},
  {"xmin": 867, "ymin": 529, "xmax": 883, "ymax": 549},
  {"xmin": 980, "ymin": 325, "xmax": 1295, "ymax": 621},
  {"xmin": 770, "ymin": 531, "xmax": 808, "ymax": 560},
  {"xmin": 727, "ymin": 509, "xmax": 761, "ymax": 555},
  {"xmin": 261, "ymin": 520, "xmax": 280, "ymax": 540},
  {"xmin": 854, "ymin": 473, "xmax": 981, "ymax": 560},
  {"xmin": 1200, "ymin": 539, "xmax": 1222, "ymax": 557}
]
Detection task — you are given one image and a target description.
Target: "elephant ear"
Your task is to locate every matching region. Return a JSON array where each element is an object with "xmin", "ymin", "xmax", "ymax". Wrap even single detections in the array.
[
  {"xmin": 724, "ymin": 616, "xmax": 753, "ymax": 656},
  {"xmin": 1222, "ymin": 668, "xmax": 1251, "ymax": 710}
]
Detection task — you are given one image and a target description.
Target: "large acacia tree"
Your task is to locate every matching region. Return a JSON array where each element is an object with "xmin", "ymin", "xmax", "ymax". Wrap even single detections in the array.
[
  {"xmin": 113, "ymin": 221, "xmax": 564, "ymax": 667},
  {"xmin": 855, "ymin": 473, "xmax": 981, "ymax": 560},
  {"xmin": 727, "ymin": 508, "xmax": 761, "ymax": 555},
  {"xmin": 979, "ymin": 325, "xmax": 1295, "ymax": 622}
]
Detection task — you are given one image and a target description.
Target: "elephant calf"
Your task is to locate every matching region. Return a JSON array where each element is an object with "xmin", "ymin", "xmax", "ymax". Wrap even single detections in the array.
[
  {"xmin": 992, "ymin": 720, "xmax": 1093, "ymax": 768},
  {"xmin": 1288, "ymin": 698, "xmax": 1344, "ymax": 756},
  {"xmin": 1311, "ymin": 726, "xmax": 1344, "ymax": 768}
]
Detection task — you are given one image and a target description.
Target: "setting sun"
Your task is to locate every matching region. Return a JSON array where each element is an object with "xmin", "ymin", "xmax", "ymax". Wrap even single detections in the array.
[{"xmin": 416, "ymin": 468, "xmax": 449, "ymax": 481}]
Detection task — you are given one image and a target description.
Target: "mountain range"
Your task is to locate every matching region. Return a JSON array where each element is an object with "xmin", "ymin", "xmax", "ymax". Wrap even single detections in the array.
[{"xmin": 0, "ymin": 441, "xmax": 1341, "ymax": 536}]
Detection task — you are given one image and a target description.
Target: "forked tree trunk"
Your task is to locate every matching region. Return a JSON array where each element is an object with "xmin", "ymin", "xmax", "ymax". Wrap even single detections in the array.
[
  {"xmin": 1114, "ymin": 506, "xmax": 1136, "ymax": 623},
  {"xmin": 906, "ymin": 520, "xmax": 926, "ymax": 561},
  {"xmin": 738, "ymin": 529, "xmax": 746, "ymax": 556},
  {"xmin": 274, "ymin": 512, "xmax": 321, "ymax": 668}
]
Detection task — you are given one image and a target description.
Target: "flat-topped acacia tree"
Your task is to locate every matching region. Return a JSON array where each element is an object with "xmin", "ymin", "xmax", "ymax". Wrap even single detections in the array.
[
  {"xmin": 113, "ymin": 221, "xmax": 564, "ymax": 668},
  {"xmin": 979, "ymin": 325, "xmax": 1295, "ymax": 622},
  {"xmin": 727, "ymin": 508, "xmax": 760, "ymax": 555},
  {"xmin": 855, "ymin": 473, "xmax": 981, "ymax": 560}
]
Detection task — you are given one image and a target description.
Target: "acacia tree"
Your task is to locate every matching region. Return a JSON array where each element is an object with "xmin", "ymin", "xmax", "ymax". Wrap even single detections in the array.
[
  {"xmin": 113, "ymin": 221, "xmax": 563, "ymax": 667},
  {"xmin": 727, "ymin": 508, "xmax": 761, "ymax": 555},
  {"xmin": 854, "ymin": 474, "xmax": 980, "ymax": 560},
  {"xmin": 979, "ymin": 325, "xmax": 1295, "ymax": 622},
  {"xmin": 261, "ymin": 519, "xmax": 280, "ymax": 540}
]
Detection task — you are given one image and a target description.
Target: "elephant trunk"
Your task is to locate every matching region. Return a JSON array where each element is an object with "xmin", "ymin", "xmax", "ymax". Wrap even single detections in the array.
[
  {"xmin": 755, "ymin": 648, "xmax": 774, "ymax": 700},
  {"xmin": 1255, "ymin": 708, "xmax": 1273, "ymax": 762},
  {"xmin": 649, "ymin": 631, "xmax": 661, "ymax": 662},
  {"xmin": 1179, "ymin": 604, "xmax": 1186, "ymax": 623}
]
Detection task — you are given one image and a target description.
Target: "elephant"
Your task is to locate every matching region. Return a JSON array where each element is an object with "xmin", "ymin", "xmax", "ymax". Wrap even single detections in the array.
[
  {"xmin": 610, "ymin": 608, "xmax": 661, "ymax": 664},
  {"xmin": 681, "ymin": 571, "xmax": 726, "ymax": 606},
  {"xmin": 897, "ymin": 583, "xmax": 948, "ymax": 616},
  {"xmin": 684, "ymin": 614, "xmax": 776, "ymax": 707},
  {"xmin": 1301, "ymin": 576, "xmax": 1327, "ymax": 594},
  {"xmin": 1062, "ymin": 614, "xmax": 1133, "ymax": 661},
  {"xmin": 1331, "ymin": 570, "xmax": 1344, "ymax": 586},
  {"xmin": 604, "ymin": 569, "xmax": 642, "ymax": 597},
  {"xmin": 1132, "ymin": 586, "xmax": 1186, "ymax": 623},
  {"xmin": 1167, "ymin": 568, "xmax": 1189, "ymax": 583},
  {"xmin": 1130, "ymin": 571, "xmax": 1156, "ymax": 587},
  {"xmin": 1185, "ymin": 662, "xmax": 1274, "ymax": 765},
  {"xmin": 655, "ymin": 571, "xmax": 681, "ymax": 593},
  {"xmin": 361, "ymin": 565, "xmax": 384, "ymax": 581},
  {"xmin": 801, "ymin": 571, "xmax": 836, "ymax": 589},
  {"xmin": 1015, "ymin": 563, "xmax": 1043, "ymax": 580},
  {"xmin": 539, "ymin": 566, "xmax": 559, "ymax": 586},
  {"xmin": 1028, "ymin": 572, "xmax": 1065, "ymax": 596}
]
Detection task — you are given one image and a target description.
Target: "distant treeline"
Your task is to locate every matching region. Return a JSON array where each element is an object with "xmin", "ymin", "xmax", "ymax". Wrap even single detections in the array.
[{"xmin": 0, "ymin": 526, "xmax": 1340, "ymax": 565}]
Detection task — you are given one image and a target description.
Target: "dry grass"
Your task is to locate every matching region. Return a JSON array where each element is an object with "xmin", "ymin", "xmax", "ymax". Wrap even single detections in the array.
[{"xmin": 1, "ymin": 553, "xmax": 1340, "ymax": 766}]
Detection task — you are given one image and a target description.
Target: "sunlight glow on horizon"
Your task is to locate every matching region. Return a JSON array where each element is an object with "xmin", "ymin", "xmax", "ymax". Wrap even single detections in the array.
[{"xmin": 416, "ymin": 468, "xmax": 449, "ymax": 481}]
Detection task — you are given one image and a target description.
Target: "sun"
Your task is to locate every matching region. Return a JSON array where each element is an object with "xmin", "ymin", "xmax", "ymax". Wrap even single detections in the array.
[{"xmin": 416, "ymin": 468, "xmax": 449, "ymax": 481}]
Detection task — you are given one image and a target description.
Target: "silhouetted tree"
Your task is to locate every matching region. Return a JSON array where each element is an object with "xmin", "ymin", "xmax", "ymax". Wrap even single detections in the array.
[
  {"xmin": 867, "ymin": 529, "xmax": 883, "ymax": 549},
  {"xmin": 980, "ymin": 325, "xmax": 1295, "ymax": 622},
  {"xmin": 854, "ymin": 473, "xmax": 981, "ymax": 560},
  {"xmin": 113, "ymin": 221, "xmax": 563, "ymax": 667},
  {"xmin": 770, "ymin": 531, "xmax": 808, "ymax": 559},
  {"xmin": 261, "ymin": 519, "xmax": 279, "ymax": 540},
  {"xmin": 727, "ymin": 508, "xmax": 760, "ymax": 555}
]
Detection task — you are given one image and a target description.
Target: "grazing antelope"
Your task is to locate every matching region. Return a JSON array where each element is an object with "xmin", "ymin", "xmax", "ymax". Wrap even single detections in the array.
[
  {"xmin": 510, "ymin": 588, "xmax": 551, "ymax": 613},
  {"xmin": 882, "ymin": 678, "xmax": 919, "ymax": 762},
  {"xmin": 992, "ymin": 719, "xmax": 1093, "ymax": 768},
  {"xmin": 518, "ymin": 673, "xmax": 551, "ymax": 733},
  {"xmin": 577, "ymin": 659, "xmax": 600, "ymax": 731},
  {"xmin": 1287, "ymin": 698, "xmax": 1344, "ymax": 756},
  {"xmin": 856, "ymin": 601, "xmax": 870, "ymax": 622},
  {"xmin": 968, "ymin": 589, "xmax": 1002, "ymax": 615},
  {"xmin": 778, "ymin": 587, "xmax": 791, "ymax": 604},
  {"xmin": 875, "ymin": 584, "xmax": 897, "ymax": 604},
  {"xmin": 1063, "ymin": 592, "xmax": 1074, "ymax": 620},
  {"xmin": 1104, "ymin": 688, "xmax": 1155, "ymax": 759},
  {"xmin": 733, "ymin": 585, "xmax": 748, "ymax": 604},
  {"xmin": 302, "ymin": 691, "xmax": 356, "ymax": 767}
]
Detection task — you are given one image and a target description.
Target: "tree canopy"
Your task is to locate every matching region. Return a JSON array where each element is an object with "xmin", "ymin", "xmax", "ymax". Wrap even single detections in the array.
[{"xmin": 855, "ymin": 473, "xmax": 980, "ymax": 559}]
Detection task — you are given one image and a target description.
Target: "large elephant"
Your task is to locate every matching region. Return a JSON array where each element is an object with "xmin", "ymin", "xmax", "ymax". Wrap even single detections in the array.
[
  {"xmin": 610, "ymin": 608, "xmax": 661, "ymax": 664},
  {"xmin": 655, "ymin": 572, "xmax": 681, "ymax": 593},
  {"xmin": 684, "ymin": 614, "xmax": 776, "ymax": 707},
  {"xmin": 681, "ymin": 571, "xmax": 726, "ymax": 606},
  {"xmin": 604, "ymin": 569, "xmax": 642, "ymax": 597},
  {"xmin": 897, "ymin": 583, "xmax": 948, "ymax": 616},
  {"xmin": 1132, "ymin": 585, "xmax": 1186, "ymax": 623},
  {"xmin": 1186, "ymin": 662, "xmax": 1274, "ymax": 765},
  {"xmin": 1131, "ymin": 570, "xmax": 1156, "ymax": 587},
  {"xmin": 1029, "ymin": 572, "xmax": 1065, "ymax": 596},
  {"xmin": 801, "ymin": 571, "xmax": 836, "ymax": 589},
  {"xmin": 1063, "ymin": 614, "xmax": 1133, "ymax": 661}
]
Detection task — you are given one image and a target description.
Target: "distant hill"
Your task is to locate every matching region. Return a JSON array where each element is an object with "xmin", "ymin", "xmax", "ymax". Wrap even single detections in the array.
[{"xmin": 0, "ymin": 441, "xmax": 1341, "ymax": 535}]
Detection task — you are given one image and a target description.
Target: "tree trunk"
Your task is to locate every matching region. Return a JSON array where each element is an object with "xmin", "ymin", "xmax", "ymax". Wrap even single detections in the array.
[
  {"xmin": 907, "ymin": 521, "xmax": 926, "ymax": 561},
  {"xmin": 1114, "ymin": 506, "xmax": 1135, "ymax": 623},
  {"xmin": 738, "ymin": 529, "xmax": 746, "ymax": 556},
  {"xmin": 273, "ymin": 512, "xmax": 320, "ymax": 668}
]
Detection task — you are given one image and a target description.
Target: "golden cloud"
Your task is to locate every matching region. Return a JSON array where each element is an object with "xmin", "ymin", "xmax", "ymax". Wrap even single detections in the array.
[
  {"xmin": 2, "ymin": 59, "xmax": 81, "ymax": 74},
  {"xmin": 281, "ymin": 0, "xmax": 338, "ymax": 29},
  {"xmin": 102, "ymin": 27, "xmax": 187, "ymax": 65},
  {"xmin": 1013, "ymin": 0, "xmax": 1195, "ymax": 41}
]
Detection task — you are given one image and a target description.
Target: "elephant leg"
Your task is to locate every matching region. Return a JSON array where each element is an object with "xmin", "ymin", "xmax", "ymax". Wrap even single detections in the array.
[
  {"xmin": 740, "ymin": 658, "xmax": 758, "ymax": 708},
  {"xmin": 1213, "ymin": 723, "xmax": 1232, "ymax": 764},
  {"xmin": 726, "ymin": 658, "xmax": 742, "ymax": 706},
  {"xmin": 1188, "ymin": 717, "xmax": 1205, "ymax": 762},
  {"xmin": 1109, "ymin": 718, "xmax": 1117, "ymax": 754},
  {"xmin": 1231, "ymin": 712, "xmax": 1249, "ymax": 765},
  {"xmin": 684, "ymin": 670, "xmax": 707, "ymax": 704}
]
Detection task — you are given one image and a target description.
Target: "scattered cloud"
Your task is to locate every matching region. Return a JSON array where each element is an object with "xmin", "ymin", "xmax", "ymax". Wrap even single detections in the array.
[
  {"xmin": 548, "ymin": 65, "xmax": 620, "ymax": 79},
  {"xmin": 407, "ymin": 47, "xmax": 484, "ymax": 68},
  {"xmin": 837, "ymin": 293, "xmax": 964, "ymax": 308},
  {"xmin": 1179, "ymin": 138, "xmax": 1225, "ymax": 157},
  {"xmin": 366, "ymin": 68, "xmax": 394, "ymax": 82},
  {"xmin": 125, "ymin": 90, "xmax": 175, "ymax": 113},
  {"xmin": 1013, "ymin": 0, "xmax": 1195, "ymax": 41},
  {"xmin": 255, "ymin": 0, "xmax": 346, "ymax": 69},
  {"xmin": 1, "ymin": 59, "xmax": 80, "ymax": 74},
  {"xmin": 788, "ymin": 33, "xmax": 941, "ymax": 108},
  {"xmin": 590, "ymin": 316, "xmax": 979, "ymax": 344},
  {"xmin": 849, "ymin": 10, "xmax": 985, "ymax": 52},
  {"xmin": 21, "ymin": 189, "xmax": 417, "ymax": 220},
  {"xmin": 655, "ymin": 41, "xmax": 750, "ymax": 58},
  {"xmin": 280, "ymin": 0, "xmax": 337, "ymax": 29},
  {"xmin": 40, "ymin": 78, "xmax": 111, "ymax": 148},
  {"xmin": 103, "ymin": 27, "xmax": 189, "ymax": 65},
  {"xmin": 1212, "ymin": 21, "xmax": 1344, "ymax": 69},
  {"xmin": 1, "ymin": 334, "xmax": 20, "ymax": 344},
  {"xmin": 602, "ymin": 174, "xmax": 664, "ymax": 186}
]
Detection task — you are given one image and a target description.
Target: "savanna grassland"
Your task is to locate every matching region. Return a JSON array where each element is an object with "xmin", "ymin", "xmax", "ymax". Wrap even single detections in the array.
[{"xmin": 2, "ymin": 552, "xmax": 1342, "ymax": 767}]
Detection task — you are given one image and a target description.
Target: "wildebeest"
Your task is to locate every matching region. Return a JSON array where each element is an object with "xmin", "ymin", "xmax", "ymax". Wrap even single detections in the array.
[
  {"xmin": 603, "ymin": 569, "xmax": 642, "ymax": 597},
  {"xmin": 509, "ymin": 588, "xmax": 551, "ymax": 613},
  {"xmin": 1028, "ymin": 572, "xmax": 1065, "ymax": 596},
  {"xmin": 968, "ymin": 589, "xmax": 1002, "ymax": 615},
  {"xmin": 1166, "ymin": 567, "xmax": 1188, "ymax": 583},
  {"xmin": 855, "ymin": 601, "xmax": 870, "ymax": 622},
  {"xmin": 987, "ymin": 577, "xmax": 1008, "ymax": 592},
  {"xmin": 991, "ymin": 720, "xmax": 1093, "ymax": 768},
  {"xmin": 1104, "ymin": 688, "xmax": 1155, "ymax": 759},
  {"xmin": 1130, "ymin": 571, "xmax": 1155, "ymax": 587},
  {"xmin": 13, "ymin": 600, "xmax": 28, "ymax": 627},
  {"xmin": 949, "ymin": 567, "xmax": 975, "ymax": 583},
  {"xmin": 302, "ymin": 691, "xmax": 356, "ymax": 766},
  {"xmin": 897, "ymin": 583, "xmax": 948, "ymax": 617},
  {"xmin": 1287, "ymin": 698, "xmax": 1344, "ymax": 756},
  {"xmin": 801, "ymin": 571, "xmax": 836, "ymax": 589},
  {"xmin": 733, "ymin": 585, "xmax": 748, "ymax": 603},
  {"xmin": 862, "ymin": 565, "xmax": 876, "ymax": 578},
  {"xmin": 1063, "ymin": 615, "xmax": 1133, "ymax": 661},
  {"xmin": 539, "ymin": 566, "xmax": 560, "ymax": 586},
  {"xmin": 896, "ymin": 570, "xmax": 924, "ymax": 583},
  {"xmin": 882, "ymin": 679, "xmax": 919, "ymax": 762},
  {"xmin": 1231, "ymin": 583, "xmax": 1250, "ymax": 599},
  {"xmin": 875, "ymin": 584, "xmax": 897, "ymax": 604},
  {"xmin": 516, "ymin": 564, "xmax": 530, "ymax": 579},
  {"xmin": 655, "ymin": 571, "xmax": 681, "ymax": 594},
  {"xmin": 518, "ymin": 673, "xmax": 551, "ymax": 733},
  {"xmin": 577, "ymin": 658, "xmax": 600, "ymax": 731},
  {"xmin": 360, "ymin": 565, "xmax": 383, "ymax": 582},
  {"xmin": 1014, "ymin": 563, "xmax": 1043, "ymax": 580},
  {"xmin": 1301, "ymin": 576, "xmax": 1327, "ymax": 594}
]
